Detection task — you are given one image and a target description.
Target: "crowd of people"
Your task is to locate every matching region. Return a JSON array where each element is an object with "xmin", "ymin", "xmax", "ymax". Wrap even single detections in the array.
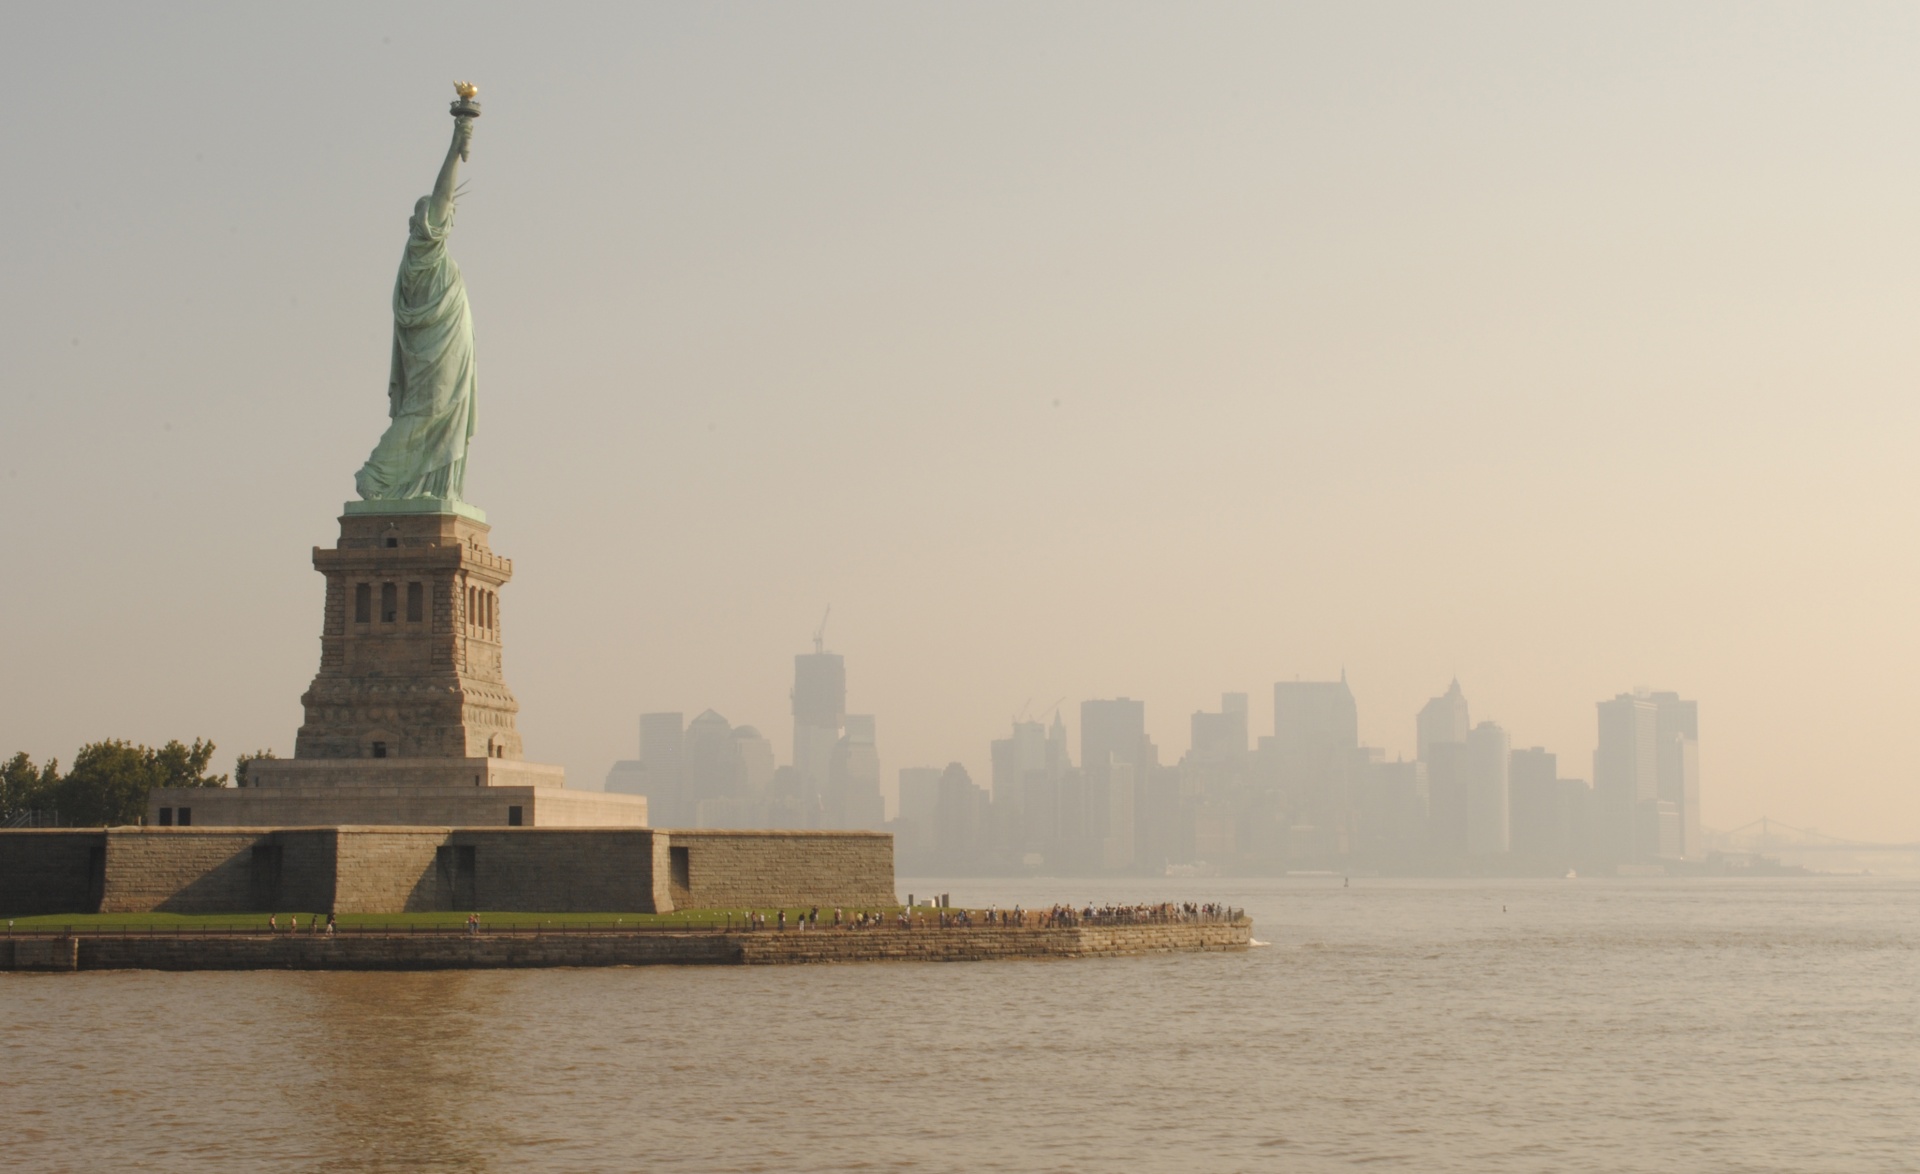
[
  {"xmin": 1044, "ymin": 901, "xmax": 1241, "ymax": 926},
  {"xmin": 725, "ymin": 900, "xmax": 1242, "ymax": 931}
]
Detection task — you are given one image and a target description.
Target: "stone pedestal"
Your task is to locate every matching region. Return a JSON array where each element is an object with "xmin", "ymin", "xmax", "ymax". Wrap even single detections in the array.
[
  {"xmin": 152, "ymin": 506, "xmax": 650, "ymax": 829},
  {"xmin": 297, "ymin": 509, "xmax": 524, "ymax": 760}
]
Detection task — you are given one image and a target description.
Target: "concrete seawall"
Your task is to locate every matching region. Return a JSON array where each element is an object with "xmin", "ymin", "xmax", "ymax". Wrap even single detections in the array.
[{"xmin": 0, "ymin": 920, "xmax": 1252, "ymax": 972}]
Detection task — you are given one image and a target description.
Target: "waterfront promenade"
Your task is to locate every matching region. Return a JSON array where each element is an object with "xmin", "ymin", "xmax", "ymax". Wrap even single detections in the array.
[{"xmin": 0, "ymin": 908, "xmax": 1253, "ymax": 971}]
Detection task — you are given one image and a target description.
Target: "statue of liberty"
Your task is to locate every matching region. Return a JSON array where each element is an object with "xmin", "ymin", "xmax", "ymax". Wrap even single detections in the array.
[{"xmin": 354, "ymin": 85, "xmax": 482, "ymax": 505}]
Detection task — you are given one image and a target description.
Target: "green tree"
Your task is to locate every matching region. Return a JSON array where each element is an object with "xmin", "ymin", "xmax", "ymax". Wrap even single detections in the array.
[
  {"xmin": 0, "ymin": 752, "xmax": 59, "ymax": 823},
  {"xmin": 54, "ymin": 738, "xmax": 227, "ymax": 827}
]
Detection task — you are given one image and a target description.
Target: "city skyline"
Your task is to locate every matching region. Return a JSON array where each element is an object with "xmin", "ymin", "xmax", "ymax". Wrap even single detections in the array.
[{"xmin": 598, "ymin": 628, "xmax": 1706, "ymax": 875}]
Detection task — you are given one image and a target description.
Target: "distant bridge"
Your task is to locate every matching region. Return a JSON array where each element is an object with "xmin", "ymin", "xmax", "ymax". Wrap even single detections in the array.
[{"xmin": 1713, "ymin": 817, "xmax": 1920, "ymax": 855}]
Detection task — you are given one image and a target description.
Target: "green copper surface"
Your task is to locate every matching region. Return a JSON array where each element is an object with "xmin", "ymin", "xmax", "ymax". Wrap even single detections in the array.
[
  {"xmin": 355, "ymin": 109, "xmax": 481, "ymax": 507},
  {"xmin": 342, "ymin": 497, "xmax": 487, "ymax": 522}
]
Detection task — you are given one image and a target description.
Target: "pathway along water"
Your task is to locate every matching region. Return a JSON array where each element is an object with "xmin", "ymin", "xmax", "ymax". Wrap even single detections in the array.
[{"xmin": 0, "ymin": 906, "xmax": 1252, "ymax": 970}]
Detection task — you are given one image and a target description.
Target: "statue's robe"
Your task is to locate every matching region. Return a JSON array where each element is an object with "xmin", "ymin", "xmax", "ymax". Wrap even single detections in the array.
[{"xmin": 354, "ymin": 197, "xmax": 476, "ymax": 501}]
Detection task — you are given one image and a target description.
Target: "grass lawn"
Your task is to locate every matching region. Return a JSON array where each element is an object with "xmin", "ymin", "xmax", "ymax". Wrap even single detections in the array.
[{"xmin": 1, "ymin": 907, "xmax": 912, "ymax": 933}]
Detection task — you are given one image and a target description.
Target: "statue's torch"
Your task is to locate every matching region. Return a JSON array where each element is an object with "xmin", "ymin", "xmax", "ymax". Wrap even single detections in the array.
[{"xmin": 451, "ymin": 81, "xmax": 480, "ymax": 159}]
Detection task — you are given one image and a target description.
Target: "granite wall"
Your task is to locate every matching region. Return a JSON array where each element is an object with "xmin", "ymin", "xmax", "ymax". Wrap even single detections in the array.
[
  {"xmin": 669, "ymin": 830, "xmax": 896, "ymax": 910},
  {"xmin": 0, "ymin": 831, "xmax": 102, "ymax": 915},
  {"xmin": 0, "ymin": 827, "xmax": 887, "ymax": 915}
]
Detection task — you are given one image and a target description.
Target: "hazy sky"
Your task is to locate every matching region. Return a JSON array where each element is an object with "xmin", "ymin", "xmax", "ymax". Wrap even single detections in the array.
[{"xmin": 5, "ymin": 4, "xmax": 1920, "ymax": 838}]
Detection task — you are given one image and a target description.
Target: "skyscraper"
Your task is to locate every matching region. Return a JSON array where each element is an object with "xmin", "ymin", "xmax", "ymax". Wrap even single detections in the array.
[
  {"xmin": 1427, "ymin": 740, "xmax": 1472, "ymax": 856},
  {"xmin": 1081, "ymin": 698, "xmax": 1149, "ymax": 871},
  {"xmin": 1594, "ymin": 692, "xmax": 1659, "ymax": 860},
  {"xmin": 895, "ymin": 765, "xmax": 942, "ymax": 867},
  {"xmin": 1190, "ymin": 693, "xmax": 1250, "ymax": 764},
  {"xmin": 827, "ymin": 714, "xmax": 884, "ymax": 829},
  {"xmin": 791, "ymin": 642, "xmax": 847, "ymax": 801},
  {"xmin": 683, "ymin": 708, "xmax": 744, "ymax": 825},
  {"xmin": 1508, "ymin": 746, "xmax": 1562, "ymax": 860},
  {"xmin": 618, "ymin": 712, "xmax": 686, "ymax": 825},
  {"xmin": 1272, "ymin": 677, "xmax": 1359, "ymax": 859},
  {"xmin": 1417, "ymin": 679, "xmax": 1470, "ymax": 762},
  {"xmin": 1649, "ymin": 692, "xmax": 1701, "ymax": 859},
  {"xmin": 1464, "ymin": 720, "xmax": 1510, "ymax": 855}
]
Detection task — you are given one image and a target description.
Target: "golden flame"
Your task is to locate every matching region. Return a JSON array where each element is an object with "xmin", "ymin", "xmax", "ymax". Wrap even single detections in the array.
[{"xmin": 453, "ymin": 81, "xmax": 479, "ymax": 100}]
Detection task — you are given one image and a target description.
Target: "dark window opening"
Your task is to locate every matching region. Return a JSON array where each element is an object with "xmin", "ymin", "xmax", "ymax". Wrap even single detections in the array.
[
  {"xmin": 406, "ymin": 581, "xmax": 424, "ymax": 622},
  {"xmin": 177, "ymin": 807, "xmax": 192, "ymax": 826},
  {"xmin": 157, "ymin": 807, "xmax": 173, "ymax": 826},
  {"xmin": 250, "ymin": 843, "xmax": 283, "ymax": 908},
  {"xmin": 86, "ymin": 846, "xmax": 106, "ymax": 910},
  {"xmin": 355, "ymin": 583, "xmax": 372, "ymax": 623},
  {"xmin": 455, "ymin": 844, "xmax": 477, "ymax": 907},
  {"xmin": 670, "ymin": 845, "xmax": 690, "ymax": 891},
  {"xmin": 385, "ymin": 535, "xmax": 399, "ymax": 548},
  {"xmin": 371, "ymin": 741, "xmax": 387, "ymax": 759},
  {"xmin": 381, "ymin": 581, "xmax": 398, "ymax": 623},
  {"xmin": 507, "ymin": 805, "xmax": 523, "ymax": 827}
]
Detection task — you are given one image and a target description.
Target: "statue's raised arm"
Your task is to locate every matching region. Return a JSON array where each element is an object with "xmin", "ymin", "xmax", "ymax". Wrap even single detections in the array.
[
  {"xmin": 430, "ymin": 116, "xmax": 475, "ymax": 225},
  {"xmin": 353, "ymin": 85, "xmax": 483, "ymax": 507}
]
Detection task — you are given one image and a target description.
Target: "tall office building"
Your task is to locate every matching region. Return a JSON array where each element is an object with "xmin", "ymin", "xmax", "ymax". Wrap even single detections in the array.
[
  {"xmin": 1272, "ymin": 678, "xmax": 1359, "ymax": 855},
  {"xmin": 992, "ymin": 721, "xmax": 1050, "ymax": 806},
  {"xmin": 934, "ymin": 763, "xmax": 990, "ymax": 870},
  {"xmin": 894, "ymin": 766, "xmax": 943, "ymax": 865},
  {"xmin": 1426, "ymin": 741, "xmax": 1472, "ymax": 856},
  {"xmin": 1081, "ymin": 698, "xmax": 1150, "ymax": 871},
  {"xmin": 1649, "ymin": 692, "xmax": 1701, "ymax": 859},
  {"xmin": 1273, "ymin": 679, "xmax": 1359, "ymax": 756},
  {"xmin": 734, "ymin": 726, "xmax": 776, "ymax": 798},
  {"xmin": 611, "ymin": 712, "xmax": 686, "ymax": 825},
  {"xmin": 1417, "ymin": 679, "xmax": 1471, "ymax": 762},
  {"xmin": 1010, "ymin": 711, "xmax": 1073, "ymax": 865},
  {"xmin": 1352, "ymin": 754, "xmax": 1428, "ymax": 860},
  {"xmin": 1594, "ymin": 692, "xmax": 1660, "ymax": 860},
  {"xmin": 1508, "ymin": 746, "xmax": 1561, "ymax": 859},
  {"xmin": 827, "ymin": 714, "xmax": 884, "ymax": 830},
  {"xmin": 683, "ymin": 709, "xmax": 745, "ymax": 825},
  {"xmin": 1464, "ymin": 721, "xmax": 1510, "ymax": 855},
  {"xmin": 1190, "ymin": 693, "xmax": 1250, "ymax": 764},
  {"xmin": 791, "ymin": 642, "xmax": 847, "ymax": 801},
  {"xmin": 1081, "ymin": 699, "xmax": 1148, "ymax": 788}
]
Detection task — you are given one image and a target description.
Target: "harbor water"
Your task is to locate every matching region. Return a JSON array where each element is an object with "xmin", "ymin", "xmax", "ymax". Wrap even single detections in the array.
[{"xmin": 3, "ymin": 876, "xmax": 1916, "ymax": 1172}]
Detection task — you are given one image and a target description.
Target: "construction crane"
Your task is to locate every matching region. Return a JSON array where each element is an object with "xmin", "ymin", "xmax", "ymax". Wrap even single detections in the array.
[
  {"xmin": 1014, "ymin": 696, "xmax": 1066, "ymax": 725},
  {"xmin": 813, "ymin": 605, "xmax": 831, "ymax": 654}
]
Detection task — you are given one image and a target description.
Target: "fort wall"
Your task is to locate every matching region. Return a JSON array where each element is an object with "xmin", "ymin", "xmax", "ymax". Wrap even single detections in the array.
[
  {"xmin": 670, "ymin": 829, "xmax": 895, "ymax": 910},
  {"xmin": 0, "ymin": 831, "xmax": 102, "ymax": 915},
  {"xmin": 0, "ymin": 827, "xmax": 884, "ymax": 916}
]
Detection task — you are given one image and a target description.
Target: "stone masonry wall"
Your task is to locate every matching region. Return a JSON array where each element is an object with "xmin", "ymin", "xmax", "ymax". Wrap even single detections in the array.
[
  {"xmin": 1, "ymin": 826, "xmax": 893, "ymax": 915},
  {"xmin": 670, "ymin": 830, "xmax": 895, "ymax": 910},
  {"xmin": 331, "ymin": 829, "xmax": 447, "ymax": 913},
  {"xmin": 457, "ymin": 830, "xmax": 663, "ymax": 912},
  {"xmin": 98, "ymin": 830, "xmax": 265, "ymax": 913},
  {"xmin": 0, "ymin": 831, "xmax": 102, "ymax": 915}
]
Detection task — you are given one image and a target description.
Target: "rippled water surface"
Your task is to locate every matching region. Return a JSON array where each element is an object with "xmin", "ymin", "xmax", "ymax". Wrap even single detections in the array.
[{"xmin": 4, "ymin": 877, "xmax": 1918, "ymax": 1172}]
